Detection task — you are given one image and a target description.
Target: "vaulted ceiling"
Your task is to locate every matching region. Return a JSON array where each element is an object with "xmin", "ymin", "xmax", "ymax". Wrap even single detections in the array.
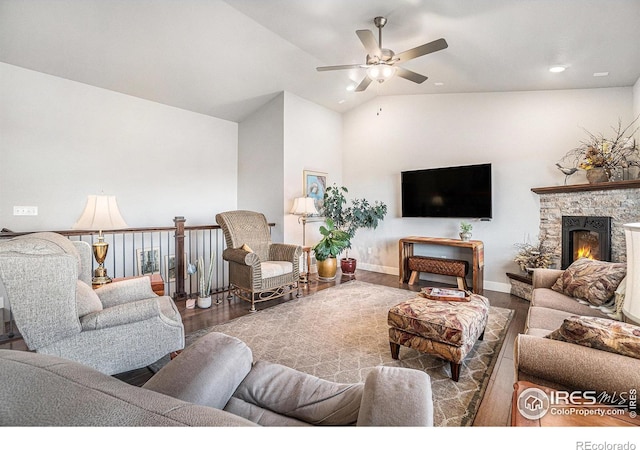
[{"xmin": 1, "ymin": 0, "xmax": 639, "ymax": 122}]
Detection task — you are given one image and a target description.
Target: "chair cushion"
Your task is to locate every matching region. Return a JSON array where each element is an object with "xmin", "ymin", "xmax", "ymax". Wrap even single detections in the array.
[
  {"xmin": 76, "ymin": 280, "xmax": 103, "ymax": 317},
  {"xmin": 551, "ymin": 258, "xmax": 626, "ymax": 306},
  {"xmin": 546, "ymin": 315, "xmax": 640, "ymax": 360},
  {"xmin": 261, "ymin": 261, "xmax": 293, "ymax": 279}
]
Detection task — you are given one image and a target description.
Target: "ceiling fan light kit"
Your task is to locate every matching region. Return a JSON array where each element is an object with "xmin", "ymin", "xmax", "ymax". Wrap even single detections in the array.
[
  {"xmin": 367, "ymin": 63, "xmax": 397, "ymax": 83},
  {"xmin": 316, "ymin": 16, "xmax": 448, "ymax": 92}
]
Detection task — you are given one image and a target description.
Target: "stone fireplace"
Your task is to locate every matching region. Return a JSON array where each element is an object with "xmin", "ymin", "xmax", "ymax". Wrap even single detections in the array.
[
  {"xmin": 533, "ymin": 180, "xmax": 640, "ymax": 268},
  {"xmin": 561, "ymin": 216, "xmax": 611, "ymax": 269}
]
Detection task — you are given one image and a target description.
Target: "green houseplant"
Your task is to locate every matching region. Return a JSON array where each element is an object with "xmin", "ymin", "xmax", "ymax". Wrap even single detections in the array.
[
  {"xmin": 459, "ymin": 222, "xmax": 473, "ymax": 241},
  {"xmin": 321, "ymin": 185, "xmax": 388, "ymax": 275},
  {"xmin": 312, "ymin": 218, "xmax": 351, "ymax": 280}
]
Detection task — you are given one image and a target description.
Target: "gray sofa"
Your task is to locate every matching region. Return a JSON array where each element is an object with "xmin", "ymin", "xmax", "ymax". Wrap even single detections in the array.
[
  {"xmin": 0, "ymin": 232, "xmax": 184, "ymax": 375},
  {"xmin": 0, "ymin": 332, "xmax": 434, "ymax": 426},
  {"xmin": 514, "ymin": 268, "xmax": 639, "ymax": 393}
]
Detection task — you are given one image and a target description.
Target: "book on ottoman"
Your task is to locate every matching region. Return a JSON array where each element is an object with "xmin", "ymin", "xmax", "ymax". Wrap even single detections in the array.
[{"xmin": 418, "ymin": 287, "xmax": 471, "ymax": 302}]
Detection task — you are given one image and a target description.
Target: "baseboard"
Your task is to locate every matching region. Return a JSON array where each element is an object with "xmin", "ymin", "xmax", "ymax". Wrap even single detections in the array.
[
  {"xmin": 356, "ymin": 262, "xmax": 398, "ymax": 275},
  {"xmin": 355, "ymin": 262, "xmax": 512, "ymax": 294}
]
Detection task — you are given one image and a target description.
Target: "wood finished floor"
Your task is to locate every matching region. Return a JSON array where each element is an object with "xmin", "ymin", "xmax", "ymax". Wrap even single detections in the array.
[{"xmin": 0, "ymin": 269, "xmax": 529, "ymax": 426}]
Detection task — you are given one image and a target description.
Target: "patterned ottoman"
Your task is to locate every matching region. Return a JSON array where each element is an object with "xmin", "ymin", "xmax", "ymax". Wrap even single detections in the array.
[{"xmin": 388, "ymin": 294, "xmax": 490, "ymax": 381}]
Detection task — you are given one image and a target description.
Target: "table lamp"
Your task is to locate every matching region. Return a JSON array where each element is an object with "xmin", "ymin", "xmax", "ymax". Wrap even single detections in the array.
[
  {"xmin": 73, "ymin": 195, "xmax": 128, "ymax": 285},
  {"xmin": 290, "ymin": 196, "xmax": 319, "ymax": 246}
]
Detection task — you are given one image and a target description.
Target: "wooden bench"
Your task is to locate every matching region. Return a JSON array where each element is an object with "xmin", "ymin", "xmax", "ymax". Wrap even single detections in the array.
[{"xmin": 407, "ymin": 256, "xmax": 469, "ymax": 290}]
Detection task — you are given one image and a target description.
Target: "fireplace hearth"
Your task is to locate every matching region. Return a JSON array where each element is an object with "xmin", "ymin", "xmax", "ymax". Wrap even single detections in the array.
[{"xmin": 561, "ymin": 216, "xmax": 612, "ymax": 269}]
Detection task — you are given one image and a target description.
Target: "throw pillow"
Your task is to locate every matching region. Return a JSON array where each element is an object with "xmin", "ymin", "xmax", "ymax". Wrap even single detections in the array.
[
  {"xmin": 76, "ymin": 280, "xmax": 103, "ymax": 317},
  {"xmin": 546, "ymin": 315, "xmax": 640, "ymax": 360},
  {"xmin": 241, "ymin": 243, "xmax": 254, "ymax": 253},
  {"xmin": 551, "ymin": 258, "xmax": 626, "ymax": 306}
]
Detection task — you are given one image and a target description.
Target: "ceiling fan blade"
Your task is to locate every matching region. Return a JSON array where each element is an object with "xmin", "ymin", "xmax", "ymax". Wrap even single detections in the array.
[
  {"xmin": 356, "ymin": 29, "xmax": 382, "ymax": 57},
  {"xmin": 396, "ymin": 38, "xmax": 448, "ymax": 62},
  {"xmin": 316, "ymin": 64, "xmax": 364, "ymax": 72},
  {"xmin": 396, "ymin": 66, "xmax": 428, "ymax": 84},
  {"xmin": 354, "ymin": 76, "xmax": 373, "ymax": 92}
]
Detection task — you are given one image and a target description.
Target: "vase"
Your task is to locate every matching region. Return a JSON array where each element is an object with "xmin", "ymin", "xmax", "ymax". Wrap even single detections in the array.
[
  {"xmin": 197, "ymin": 296, "xmax": 212, "ymax": 309},
  {"xmin": 340, "ymin": 257, "xmax": 357, "ymax": 276},
  {"xmin": 586, "ymin": 167, "xmax": 609, "ymax": 184},
  {"xmin": 459, "ymin": 232, "xmax": 472, "ymax": 241},
  {"xmin": 317, "ymin": 257, "xmax": 337, "ymax": 281}
]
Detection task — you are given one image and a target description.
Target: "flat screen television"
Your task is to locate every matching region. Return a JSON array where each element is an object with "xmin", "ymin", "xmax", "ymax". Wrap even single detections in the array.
[{"xmin": 401, "ymin": 163, "xmax": 492, "ymax": 219}]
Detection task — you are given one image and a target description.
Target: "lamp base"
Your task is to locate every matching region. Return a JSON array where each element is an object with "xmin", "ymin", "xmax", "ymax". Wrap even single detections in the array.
[
  {"xmin": 91, "ymin": 265, "xmax": 112, "ymax": 286},
  {"xmin": 92, "ymin": 276, "xmax": 112, "ymax": 286}
]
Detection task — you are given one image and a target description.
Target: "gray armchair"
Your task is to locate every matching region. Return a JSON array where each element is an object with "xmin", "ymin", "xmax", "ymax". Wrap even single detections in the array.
[
  {"xmin": 0, "ymin": 331, "xmax": 434, "ymax": 426},
  {"xmin": 0, "ymin": 232, "xmax": 184, "ymax": 375},
  {"xmin": 216, "ymin": 210, "xmax": 302, "ymax": 311}
]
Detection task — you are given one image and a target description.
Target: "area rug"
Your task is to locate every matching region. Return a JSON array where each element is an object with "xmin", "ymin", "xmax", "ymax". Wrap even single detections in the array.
[{"xmin": 180, "ymin": 280, "xmax": 513, "ymax": 427}]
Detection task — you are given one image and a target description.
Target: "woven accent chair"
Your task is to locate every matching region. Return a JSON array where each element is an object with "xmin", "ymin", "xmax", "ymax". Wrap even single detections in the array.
[
  {"xmin": 0, "ymin": 232, "xmax": 184, "ymax": 375},
  {"xmin": 216, "ymin": 210, "xmax": 302, "ymax": 312}
]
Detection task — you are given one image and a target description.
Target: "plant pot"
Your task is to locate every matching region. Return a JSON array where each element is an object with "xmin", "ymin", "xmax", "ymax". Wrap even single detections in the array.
[
  {"xmin": 586, "ymin": 167, "xmax": 609, "ymax": 184},
  {"xmin": 197, "ymin": 296, "xmax": 212, "ymax": 309},
  {"xmin": 340, "ymin": 257, "xmax": 357, "ymax": 276},
  {"xmin": 459, "ymin": 232, "xmax": 472, "ymax": 241},
  {"xmin": 317, "ymin": 257, "xmax": 337, "ymax": 280}
]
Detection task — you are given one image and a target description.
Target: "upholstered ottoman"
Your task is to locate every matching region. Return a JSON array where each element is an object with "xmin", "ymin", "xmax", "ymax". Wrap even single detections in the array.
[{"xmin": 388, "ymin": 294, "xmax": 490, "ymax": 381}]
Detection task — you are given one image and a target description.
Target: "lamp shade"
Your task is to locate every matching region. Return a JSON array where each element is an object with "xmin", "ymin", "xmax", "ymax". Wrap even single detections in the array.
[
  {"xmin": 623, "ymin": 223, "xmax": 640, "ymax": 324},
  {"xmin": 73, "ymin": 195, "xmax": 128, "ymax": 231},
  {"xmin": 290, "ymin": 197, "xmax": 318, "ymax": 216}
]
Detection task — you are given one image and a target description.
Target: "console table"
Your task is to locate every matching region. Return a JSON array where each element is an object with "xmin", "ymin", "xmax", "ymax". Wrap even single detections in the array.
[{"xmin": 399, "ymin": 236, "xmax": 484, "ymax": 294}]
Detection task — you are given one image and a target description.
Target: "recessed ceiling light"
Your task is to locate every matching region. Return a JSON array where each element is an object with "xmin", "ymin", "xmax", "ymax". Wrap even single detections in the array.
[
  {"xmin": 338, "ymin": 99, "xmax": 346, "ymax": 104},
  {"xmin": 346, "ymin": 83, "xmax": 356, "ymax": 92},
  {"xmin": 593, "ymin": 72, "xmax": 609, "ymax": 77},
  {"xmin": 434, "ymin": 82, "xmax": 444, "ymax": 86},
  {"xmin": 549, "ymin": 66, "xmax": 566, "ymax": 73}
]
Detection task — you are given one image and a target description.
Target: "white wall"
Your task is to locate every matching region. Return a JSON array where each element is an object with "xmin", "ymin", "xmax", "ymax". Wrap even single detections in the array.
[
  {"xmin": 0, "ymin": 63, "xmax": 238, "ymax": 230},
  {"xmin": 237, "ymin": 92, "xmax": 342, "ymax": 245},
  {"xmin": 283, "ymin": 92, "xmax": 342, "ymax": 246},
  {"xmin": 342, "ymin": 87, "xmax": 634, "ymax": 292},
  {"xmin": 237, "ymin": 93, "xmax": 285, "ymax": 241}
]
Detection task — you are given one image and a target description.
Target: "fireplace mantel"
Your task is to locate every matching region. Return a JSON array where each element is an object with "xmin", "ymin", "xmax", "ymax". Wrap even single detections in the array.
[{"xmin": 532, "ymin": 179, "xmax": 640, "ymax": 194}]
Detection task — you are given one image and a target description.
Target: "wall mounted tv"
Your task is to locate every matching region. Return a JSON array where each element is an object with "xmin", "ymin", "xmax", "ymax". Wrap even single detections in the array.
[{"xmin": 401, "ymin": 163, "xmax": 492, "ymax": 219}]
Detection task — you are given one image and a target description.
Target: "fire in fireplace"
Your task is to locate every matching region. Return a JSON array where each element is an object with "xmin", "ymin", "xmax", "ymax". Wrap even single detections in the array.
[{"xmin": 561, "ymin": 216, "xmax": 612, "ymax": 269}]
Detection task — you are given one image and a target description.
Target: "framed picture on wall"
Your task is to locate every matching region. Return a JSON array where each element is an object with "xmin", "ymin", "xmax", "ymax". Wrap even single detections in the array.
[
  {"xmin": 136, "ymin": 247, "xmax": 160, "ymax": 276},
  {"xmin": 164, "ymin": 254, "xmax": 188, "ymax": 282},
  {"xmin": 303, "ymin": 170, "xmax": 327, "ymax": 214}
]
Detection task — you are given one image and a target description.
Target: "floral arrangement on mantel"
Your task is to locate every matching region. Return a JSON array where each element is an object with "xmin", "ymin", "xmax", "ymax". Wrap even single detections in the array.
[
  {"xmin": 514, "ymin": 238, "xmax": 558, "ymax": 273},
  {"xmin": 559, "ymin": 116, "xmax": 640, "ymax": 181}
]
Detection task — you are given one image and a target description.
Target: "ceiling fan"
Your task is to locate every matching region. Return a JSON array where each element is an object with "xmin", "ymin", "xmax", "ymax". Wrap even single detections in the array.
[{"xmin": 317, "ymin": 16, "xmax": 448, "ymax": 92}]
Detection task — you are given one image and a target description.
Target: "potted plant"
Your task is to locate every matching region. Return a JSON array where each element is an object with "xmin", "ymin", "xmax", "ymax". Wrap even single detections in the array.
[
  {"xmin": 312, "ymin": 218, "xmax": 351, "ymax": 280},
  {"xmin": 196, "ymin": 254, "xmax": 215, "ymax": 308},
  {"xmin": 514, "ymin": 239, "xmax": 557, "ymax": 274},
  {"xmin": 459, "ymin": 222, "xmax": 473, "ymax": 241},
  {"xmin": 321, "ymin": 185, "xmax": 388, "ymax": 275}
]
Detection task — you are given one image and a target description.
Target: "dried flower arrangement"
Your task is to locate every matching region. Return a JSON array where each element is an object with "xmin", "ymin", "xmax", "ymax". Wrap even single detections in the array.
[
  {"xmin": 514, "ymin": 239, "xmax": 557, "ymax": 273},
  {"xmin": 559, "ymin": 116, "xmax": 639, "ymax": 173}
]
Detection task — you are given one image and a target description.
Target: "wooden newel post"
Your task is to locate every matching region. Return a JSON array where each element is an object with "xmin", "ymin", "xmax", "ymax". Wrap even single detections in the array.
[{"xmin": 173, "ymin": 216, "xmax": 187, "ymax": 301}]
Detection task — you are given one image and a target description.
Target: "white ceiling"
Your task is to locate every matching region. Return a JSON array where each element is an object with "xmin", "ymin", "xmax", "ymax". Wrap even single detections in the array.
[{"xmin": 1, "ymin": 0, "xmax": 639, "ymax": 122}]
